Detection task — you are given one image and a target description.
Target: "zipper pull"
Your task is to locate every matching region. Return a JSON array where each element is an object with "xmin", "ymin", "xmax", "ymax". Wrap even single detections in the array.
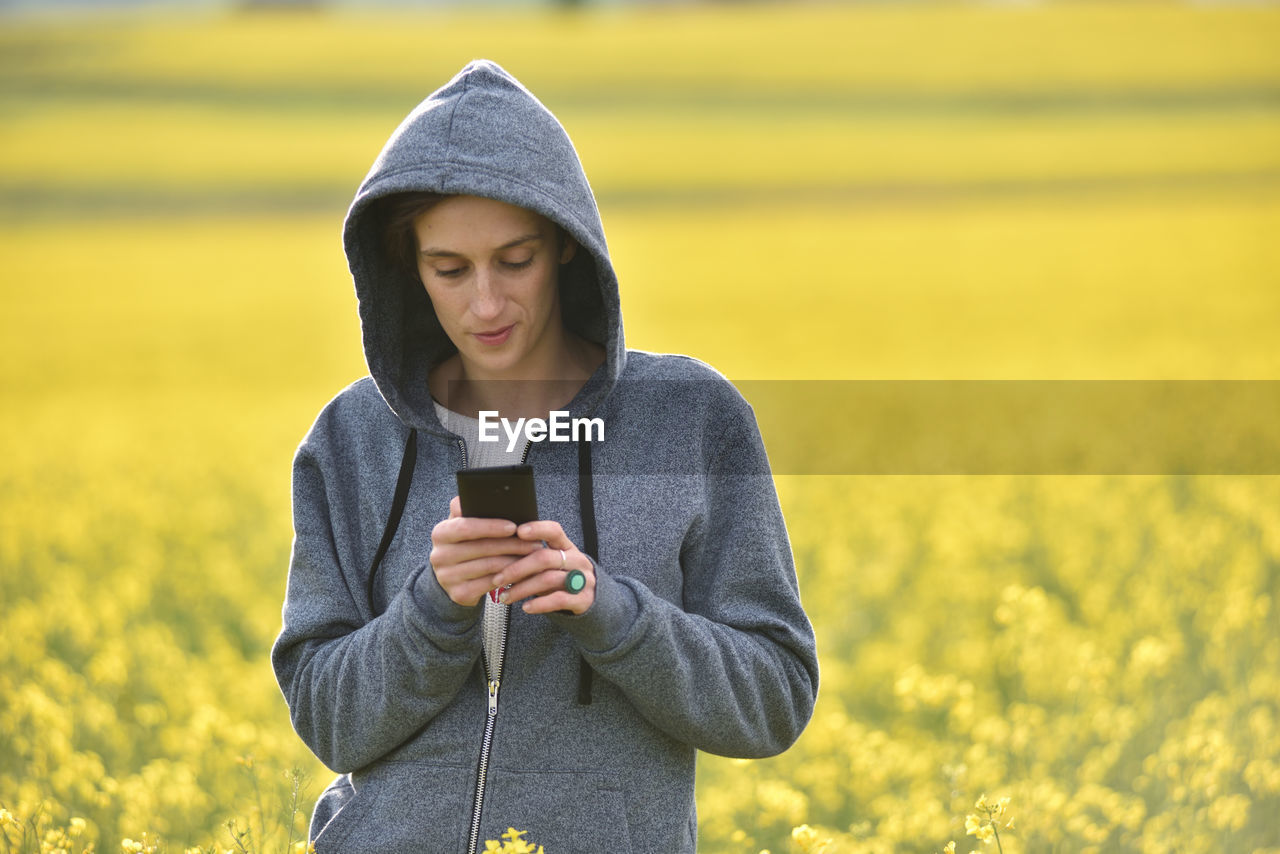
[{"xmin": 487, "ymin": 679, "xmax": 500, "ymax": 717}]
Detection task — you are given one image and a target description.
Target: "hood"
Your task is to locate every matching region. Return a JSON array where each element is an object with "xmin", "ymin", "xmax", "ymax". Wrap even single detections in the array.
[{"xmin": 342, "ymin": 59, "xmax": 625, "ymax": 434}]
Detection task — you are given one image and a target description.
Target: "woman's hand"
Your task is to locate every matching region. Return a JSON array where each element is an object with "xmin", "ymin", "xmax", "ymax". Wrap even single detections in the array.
[
  {"xmin": 429, "ymin": 496, "xmax": 542, "ymax": 607},
  {"xmin": 492, "ymin": 519, "xmax": 596, "ymax": 616}
]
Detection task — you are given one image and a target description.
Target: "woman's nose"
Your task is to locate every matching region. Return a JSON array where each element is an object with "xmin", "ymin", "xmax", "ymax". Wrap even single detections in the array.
[{"xmin": 470, "ymin": 270, "xmax": 504, "ymax": 320}]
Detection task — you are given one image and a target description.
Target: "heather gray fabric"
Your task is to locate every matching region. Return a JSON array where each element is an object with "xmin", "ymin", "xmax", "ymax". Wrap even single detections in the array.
[{"xmin": 271, "ymin": 59, "xmax": 818, "ymax": 854}]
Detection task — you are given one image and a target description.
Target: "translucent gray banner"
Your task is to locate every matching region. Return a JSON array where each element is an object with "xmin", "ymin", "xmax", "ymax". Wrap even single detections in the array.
[
  {"xmin": 740, "ymin": 381, "xmax": 1280, "ymax": 475},
  {"xmin": 444, "ymin": 380, "xmax": 1279, "ymax": 475}
]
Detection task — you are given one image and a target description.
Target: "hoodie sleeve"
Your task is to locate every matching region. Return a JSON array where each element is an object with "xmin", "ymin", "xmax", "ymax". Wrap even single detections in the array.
[
  {"xmin": 270, "ymin": 399, "xmax": 482, "ymax": 773},
  {"xmin": 550, "ymin": 392, "xmax": 819, "ymax": 759}
]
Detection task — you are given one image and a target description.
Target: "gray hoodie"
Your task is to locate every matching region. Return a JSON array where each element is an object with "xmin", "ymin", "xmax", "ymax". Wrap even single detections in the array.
[{"xmin": 271, "ymin": 59, "xmax": 818, "ymax": 854}]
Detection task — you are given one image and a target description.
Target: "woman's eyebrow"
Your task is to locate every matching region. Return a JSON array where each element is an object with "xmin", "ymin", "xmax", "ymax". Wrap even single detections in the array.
[{"xmin": 421, "ymin": 233, "xmax": 543, "ymax": 257}]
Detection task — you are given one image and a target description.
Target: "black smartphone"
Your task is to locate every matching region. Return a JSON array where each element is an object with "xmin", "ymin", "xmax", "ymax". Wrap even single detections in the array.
[{"xmin": 455, "ymin": 465, "xmax": 539, "ymax": 525}]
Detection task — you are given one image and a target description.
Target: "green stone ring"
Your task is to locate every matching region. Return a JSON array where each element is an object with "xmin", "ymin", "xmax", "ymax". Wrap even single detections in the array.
[{"xmin": 564, "ymin": 569, "xmax": 587, "ymax": 594}]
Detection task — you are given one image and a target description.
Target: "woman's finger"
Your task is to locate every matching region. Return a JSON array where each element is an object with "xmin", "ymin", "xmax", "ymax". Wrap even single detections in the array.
[
  {"xmin": 433, "ymin": 552, "xmax": 523, "ymax": 581},
  {"xmin": 493, "ymin": 542, "xmax": 586, "ymax": 589},
  {"xmin": 433, "ymin": 535, "xmax": 540, "ymax": 567},
  {"xmin": 492, "ymin": 545, "xmax": 595, "ymax": 615},
  {"xmin": 510, "ymin": 568, "xmax": 596, "ymax": 616},
  {"xmin": 515, "ymin": 519, "xmax": 574, "ymax": 551},
  {"xmin": 433, "ymin": 514, "xmax": 518, "ymax": 546},
  {"xmin": 438, "ymin": 574, "xmax": 504, "ymax": 608},
  {"xmin": 431, "ymin": 551, "xmax": 533, "ymax": 607}
]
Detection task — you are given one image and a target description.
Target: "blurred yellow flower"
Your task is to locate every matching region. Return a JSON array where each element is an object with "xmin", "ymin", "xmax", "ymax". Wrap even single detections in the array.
[
  {"xmin": 483, "ymin": 828, "xmax": 544, "ymax": 854},
  {"xmin": 966, "ymin": 812, "xmax": 996, "ymax": 844},
  {"xmin": 792, "ymin": 825, "xmax": 818, "ymax": 844}
]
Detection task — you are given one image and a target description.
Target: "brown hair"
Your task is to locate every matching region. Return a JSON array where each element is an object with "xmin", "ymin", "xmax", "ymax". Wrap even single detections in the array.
[{"xmin": 378, "ymin": 191, "xmax": 451, "ymax": 278}]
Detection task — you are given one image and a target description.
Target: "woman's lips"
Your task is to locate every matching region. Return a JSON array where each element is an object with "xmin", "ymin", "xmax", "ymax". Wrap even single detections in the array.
[{"xmin": 473, "ymin": 324, "xmax": 514, "ymax": 346}]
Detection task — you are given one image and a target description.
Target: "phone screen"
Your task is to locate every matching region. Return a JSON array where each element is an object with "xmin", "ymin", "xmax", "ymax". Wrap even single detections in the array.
[{"xmin": 455, "ymin": 465, "xmax": 539, "ymax": 525}]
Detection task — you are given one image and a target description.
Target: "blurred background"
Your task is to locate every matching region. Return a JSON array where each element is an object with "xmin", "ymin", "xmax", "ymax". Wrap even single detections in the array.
[{"xmin": 2, "ymin": 1, "xmax": 1278, "ymax": 852}]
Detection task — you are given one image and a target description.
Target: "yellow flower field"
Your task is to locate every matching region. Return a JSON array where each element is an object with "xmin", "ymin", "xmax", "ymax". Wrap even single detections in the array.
[{"xmin": 2, "ymin": 2, "xmax": 1278, "ymax": 853}]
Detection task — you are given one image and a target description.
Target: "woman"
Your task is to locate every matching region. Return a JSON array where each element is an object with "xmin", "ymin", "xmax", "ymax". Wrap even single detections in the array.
[{"xmin": 271, "ymin": 60, "xmax": 818, "ymax": 854}]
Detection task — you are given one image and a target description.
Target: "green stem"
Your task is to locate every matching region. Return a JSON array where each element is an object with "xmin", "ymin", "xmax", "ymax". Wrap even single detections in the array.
[
  {"xmin": 285, "ymin": 769, "xmax": 302, "ymax": 854},
  {"xmin": 227, "ymin": 820, "xmax": 252, "ymax": 854}
]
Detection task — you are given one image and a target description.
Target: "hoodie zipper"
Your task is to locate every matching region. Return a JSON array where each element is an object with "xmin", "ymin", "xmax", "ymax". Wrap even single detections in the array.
[
  {"xmin": 467, "ymin": 612, "xmax": 508, "ymax": 854},
  {"xmin": 464, "ymin": 438, "xmax": 532, "ymax": 854}
]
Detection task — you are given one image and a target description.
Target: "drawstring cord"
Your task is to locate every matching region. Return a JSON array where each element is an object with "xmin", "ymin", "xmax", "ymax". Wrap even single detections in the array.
[
  {"xmin": 576, "ymin": 438, "xmax": 597, "ymax": 705},
  {"xmin": 367, "ymin": 428, "xmax": 418, "ymax": 610}
]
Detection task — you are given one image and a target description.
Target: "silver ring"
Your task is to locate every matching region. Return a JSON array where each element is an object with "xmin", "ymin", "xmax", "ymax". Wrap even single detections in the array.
[{"xmin": 559, "ymin": 549, "xmax": 567, "ymax": 570}]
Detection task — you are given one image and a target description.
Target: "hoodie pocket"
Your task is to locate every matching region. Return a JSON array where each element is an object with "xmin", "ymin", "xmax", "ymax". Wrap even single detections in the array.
[
  {"xmin": 313, "ymin": 762, "xmax": 472, "ymax": 854},
  {"xmin": 482, "ymin": 768, "xmax": 634, "ymax": 854}
]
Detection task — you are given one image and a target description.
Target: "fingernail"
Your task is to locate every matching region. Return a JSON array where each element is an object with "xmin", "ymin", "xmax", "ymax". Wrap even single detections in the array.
[
  {"xmin": 498, "ymin": 592, "xmax": 509, "ymax": 604},
  {"xmin": 518, "ymin": 525, "xmax": 531, "ymax": 537}
]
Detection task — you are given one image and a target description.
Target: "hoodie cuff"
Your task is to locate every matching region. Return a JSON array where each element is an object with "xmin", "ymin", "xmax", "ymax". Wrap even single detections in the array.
[
  {"xmin": 406, "ymin": 563, "xmax": 481, "ymax": 639},
  {"xmin": 550, "ymin": 561, "xmax": 641, "ymax": 655}
]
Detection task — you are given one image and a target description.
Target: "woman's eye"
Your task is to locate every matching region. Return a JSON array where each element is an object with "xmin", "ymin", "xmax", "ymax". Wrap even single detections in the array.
[
  {"xmin": 501, "ymin": 258, "xmax": 534, "ymax": 271},
  {"xmin": 434, "ymin": 267, "xmax": 465, "ymax": 278}
]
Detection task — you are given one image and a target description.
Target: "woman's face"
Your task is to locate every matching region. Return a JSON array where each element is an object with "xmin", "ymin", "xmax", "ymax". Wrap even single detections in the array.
[{"xmin": 413, "ymin": 195, "xmax": 575, "ymax": 380}]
